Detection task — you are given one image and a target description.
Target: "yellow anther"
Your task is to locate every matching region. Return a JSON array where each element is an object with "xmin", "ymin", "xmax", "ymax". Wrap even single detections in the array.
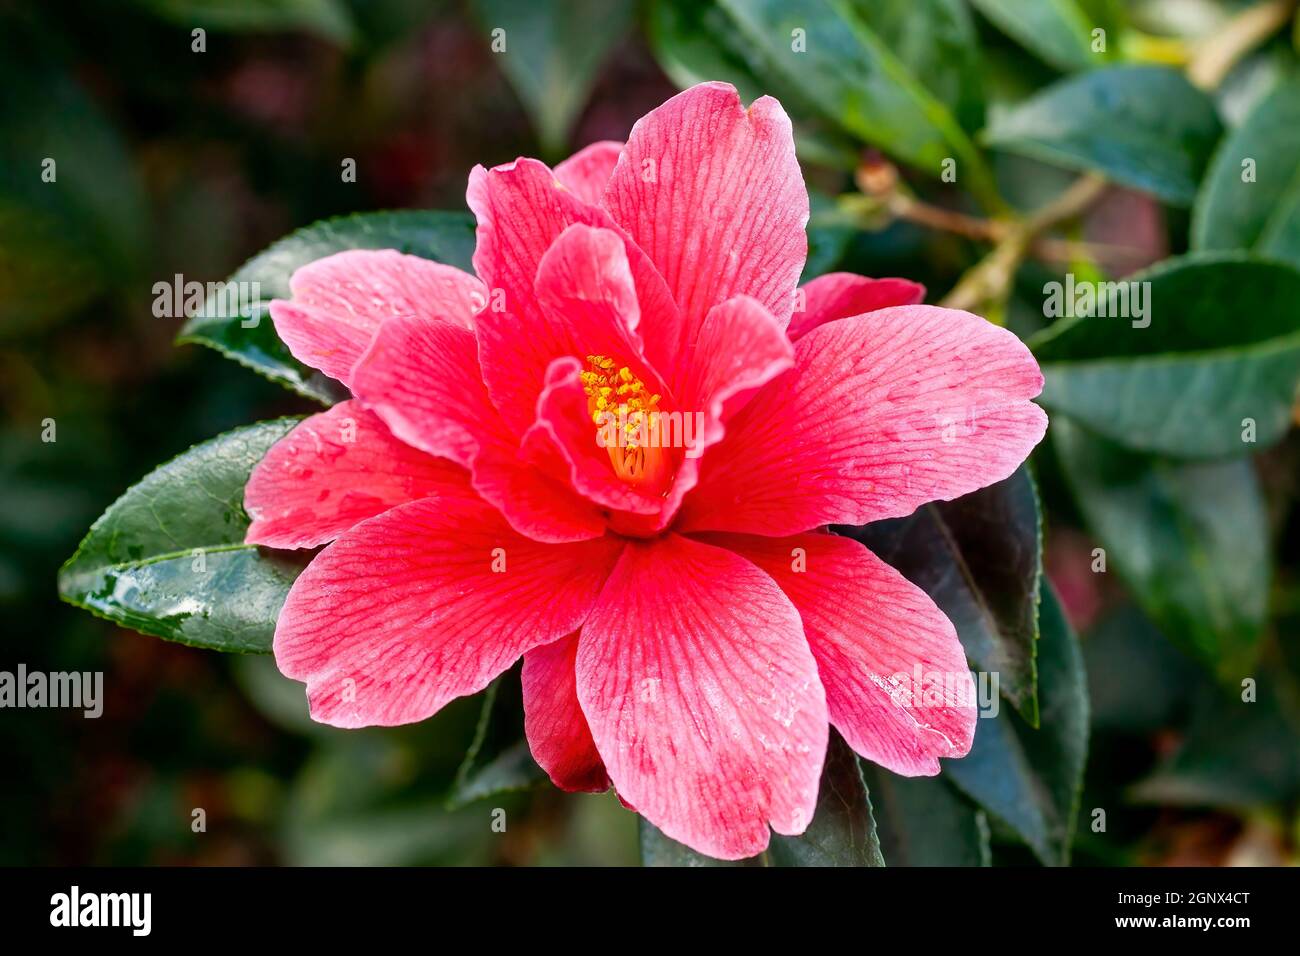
[{"xmin": 579, "ymin": 354, "xmax": 672, "ymax": 492}]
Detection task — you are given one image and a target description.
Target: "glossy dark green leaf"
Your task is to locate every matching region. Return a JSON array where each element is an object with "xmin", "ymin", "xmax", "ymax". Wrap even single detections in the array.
[
  {"xmin": 58, "ymin": 420, "xmax": 305, "ymax": 652},
  {"xmin": 468, "ymin": 0, "xmax": 635, "ymax": 156},
  {"xmin": 713, "ymin": 0, "xmax": 1001, "ymax": 208},
  {"xmin": 1032, "ymin": 253, "xmax": 1300, "ymax": 458},
  {"xmin": 0, "ymin": 34, "xmax": 146, "ymax": 331},
  {"xmin": 1193, "ymin": 77, "xmax": 1300, "ymax": 268},
  {"xmin": 129, "ymin": 0, "xmax": 355, "ymax": 44},
  {"xmin": 969, "ymin": 0, "xmax": 1099, "ymax": 72},
  {"xmin": 847, "ymin": 467, "xmax": 1043, "ymax": 725},
  {"xmin": 943, "ymin": 584, "xmax": 1089, "ymax": 866},
  {"xmin": 861, "ymin": 766, "xmax": 990, "ymax": 866},
  {"xmin": 1052, "ymin": 419, "xmax": 1269, "ymax": 680},
  {"xmin": 984, "ymin": 66, "xmax": 1222, "ymax": 205},
  {"xmin": 177, "ymin": 210, "xmax": 476, "ymax": 404},
  {"xmin": 447, "ymin": 667, "xmax": 545, "ymax": 809},
  {"xmin": 767, "ymin": 733, "xmax": 885, "ymax": 867}
]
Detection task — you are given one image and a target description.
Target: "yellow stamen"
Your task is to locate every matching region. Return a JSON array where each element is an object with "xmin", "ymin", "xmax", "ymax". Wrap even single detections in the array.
[{"xmin": 582, "ymin": 355, "xmax": 673, "ymax": 492}]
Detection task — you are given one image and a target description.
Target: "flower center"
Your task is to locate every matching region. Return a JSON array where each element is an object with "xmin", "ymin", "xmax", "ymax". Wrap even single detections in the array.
[{"xmin": 580, "ymin": 354, "xmax": 672, "ymax": 492}]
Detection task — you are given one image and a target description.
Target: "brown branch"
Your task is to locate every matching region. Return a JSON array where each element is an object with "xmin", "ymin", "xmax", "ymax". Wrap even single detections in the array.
[
  {"xmin": 850, "ymin": 169, "xmax": 1140, "ymax": 268},
  {"xmin": 938, "ymin": 174, "xmax": 1108, "ymax": 312},
  {"xmin": 1187, "ymin": 0, "xmax": 1297, "ymax": 90},
  {"xmin": 885, "ymin": 192, "xmax": 1005, "ymax": 243}
]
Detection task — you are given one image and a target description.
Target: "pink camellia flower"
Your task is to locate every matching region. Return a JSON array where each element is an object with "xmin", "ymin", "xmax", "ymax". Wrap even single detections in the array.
[{"xmin": 246, "ymin": 82, "xmax": 1047, "ymax": 860}]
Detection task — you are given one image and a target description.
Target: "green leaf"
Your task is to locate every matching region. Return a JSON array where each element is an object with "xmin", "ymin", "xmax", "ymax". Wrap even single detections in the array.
[
  {"xmin": 1193, "ymin": 77, "xmax": 1300, "ymax": 269},
  {"xmin": 129, "ymin": 0, "xmax": 355, "ymax": 45},
  {"xmin": 648, "ymin": 0, "xmax": 779, "ymax": 105},
  {"xmin": 0, "ymin": 34, "xmax": 147, "ymax": 332},
  {"xmin": 468, "ymin": 0, "xmax": 636, "ymax": 156},
  {"xmin": 861, "ymin": 766, "xmax": 990, "ymax": 866},
  {"xmin": 1052, "ymin": 418, "xmax": 1269, "ymax": 680},
  {"xmin": 1031, "ymin": 253, "xmax": 1300, "ymax": 458},
  {"xmin": 768, "ymin": 733, "xmax": 885, "ymax": 867},
  {"xmin": 177, "ymin": 210, "xmax": 476, "ymax": 404},
  {"xmin": 851, "ymin": 0, "xmax": 986, "ymax": 134},
  {"xmin": 58, "ymin": 420, "xmax": 304, "ymax": 652},
  {"xmin": 447, "ymin": 668, "xmax": 545, "ymax": 809},
  {"xmin": 712, "ymin": 0, "xmax": 1001, "ymax": 209},
  {"xmin": 969, "ymin": 0, "xmax": 1099, "ymax": 72},
  {"xmin": 943, "ymin": 584, "xmax": 1089, "ymax": 866},
  {"xmin": 847, "ymin": 467, "xmax": 1043, "ymax": 725},
  {"xmin": 984, "ymin": 66, "xmax": 1222, "ymax": 205}
]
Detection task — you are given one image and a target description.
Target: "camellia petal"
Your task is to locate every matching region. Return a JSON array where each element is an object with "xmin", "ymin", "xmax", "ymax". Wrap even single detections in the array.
[
  {"xmin": 521, "ymin": 632, "xmax": 611, "ymax": 793},
  {"xmin": 518, "ymin": 224, "xmax": 676, "ymax": 519},
  {"xmin": 698, "ymin": 531, "xmax": 977, "ymax": 776},
  {"xmin": 268, "ymin": 249, "xmax": 484, "ymax": 387},
  {"xmin": 788, "ymin": 272, "xmax": 925, "ymax": 340},
  {"xmin": 652, "ymin": 294, "xmax": 794, "ymax": 531},
  {"xmin": 274, "ymin": 495, "xmax": 625, "ymax": 728},
  {"xmin": 576, "ymin": 533, "xmax": 828, "ymax": 860},
  {"xmin": 679, "ymin": 304, "xmax": 1048, "ymax": 536},
  {"xmin": 553, "ymin": 140, "xmax": 624, "ymax": 205},
  {"xmin": 604, "ymin": 82, "xmax": 809, "ymax": 357},
  {"xmin": 676, "ymin": 295, "xmax": 795, "ymax": 437},
  {"xmin": 467, "ymin": 159, "xmax": 681, "ymax": 434},
  {"xmin": 245, "ymin": 400, "xmax": 474, "ymax": 550},
  {"xmin": 352, "ymin": 315, "xmax": 608, "ymax": 542},
  {"xmin": 533, "ymin": 224, "xmax": 660, "ymax": 369},
  {"xmin": 352, "ymin": 316, "xmax": 512, "ymax": 467}
]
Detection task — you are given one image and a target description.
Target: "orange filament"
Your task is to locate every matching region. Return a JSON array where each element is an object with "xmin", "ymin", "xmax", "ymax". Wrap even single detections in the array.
[{"xmin": 580, "ymin": 355, "xmax": 672, "ymax": 492}]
